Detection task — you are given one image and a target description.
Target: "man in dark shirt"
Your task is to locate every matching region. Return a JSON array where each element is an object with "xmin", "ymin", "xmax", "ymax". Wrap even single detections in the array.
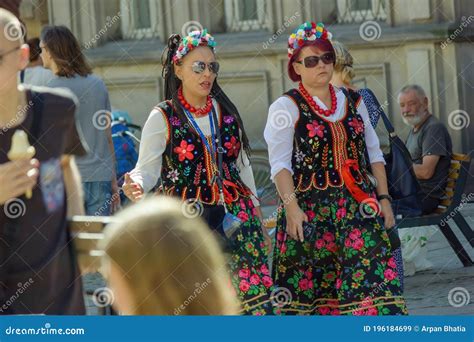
[
  {"xmin": 0, "ymin": 9, "xmax": 87, "ymax": 314},
  {"xmin": 398, "ymin": 84, "xmax": 452, "ymax": 214}
]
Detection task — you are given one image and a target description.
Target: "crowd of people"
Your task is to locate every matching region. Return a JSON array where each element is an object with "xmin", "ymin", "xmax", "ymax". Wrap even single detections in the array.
[{"xmin": 0, "ymin": 7, "xmax": 453, "ymax": 316}]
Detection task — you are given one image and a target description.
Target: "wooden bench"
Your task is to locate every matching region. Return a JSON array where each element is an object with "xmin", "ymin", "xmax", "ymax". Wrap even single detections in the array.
[
  {"xmin": 69, "ymin": 216, "xmax": 115, "ymax": 274},
  {"xmin": 396, "ymin": 153, "xmax": 473, "ymax": 267},
  {"xmin": 72, "ymin": 216, "xmax": 277, "ymax": 269},
  {"xmin": 69, "ymin": 216, "xmax": 116, "ymax": 315}
]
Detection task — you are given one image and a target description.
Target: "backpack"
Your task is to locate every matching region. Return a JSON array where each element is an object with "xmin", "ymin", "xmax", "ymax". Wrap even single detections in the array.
[{"xmin": 111, "ymin": 111, "xmax": 139, "ymax": 186}]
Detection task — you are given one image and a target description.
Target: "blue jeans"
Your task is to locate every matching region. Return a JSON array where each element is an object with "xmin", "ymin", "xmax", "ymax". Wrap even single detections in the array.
[{"xmin": 83, "ymin": 181, "xmax": 112, "ymax": 216}]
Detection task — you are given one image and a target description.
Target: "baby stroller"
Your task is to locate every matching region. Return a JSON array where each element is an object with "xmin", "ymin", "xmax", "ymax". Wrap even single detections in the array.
[{"xmin": 111, "ymin": 110, "xmax": 141, "ymax": 204}]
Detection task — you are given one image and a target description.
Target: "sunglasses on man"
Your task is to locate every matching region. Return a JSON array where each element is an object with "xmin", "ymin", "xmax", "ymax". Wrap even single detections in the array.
[
  {"xmin": 295, "ymin": 52, "xmax": 335, "ymax": 68},
  {"xmin": 188, "ymin": 61, "xmax": 220, "ymax": 74}
]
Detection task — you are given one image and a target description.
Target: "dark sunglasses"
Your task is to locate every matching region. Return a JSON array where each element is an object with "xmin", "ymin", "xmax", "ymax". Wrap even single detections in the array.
[
  {"xmin": 0, "ymin": 46, "xmax": 20, "ymax": 63},
  {"xmin": 190, "ymin": 61, "xmax": 220, "ymax": 74},
  {"xmin": 296, "ymin": 52, "xmax": 335, "ymax": 68}
]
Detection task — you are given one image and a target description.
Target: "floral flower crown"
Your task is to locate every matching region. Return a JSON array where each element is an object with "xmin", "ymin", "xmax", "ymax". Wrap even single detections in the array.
[
  {"xmin": 288, "ymin": 22, "xmax": 333, "ymax": 58},
  {"xmin": 173, "ymin": 29, "xmax": 217, "ymax": 63}
]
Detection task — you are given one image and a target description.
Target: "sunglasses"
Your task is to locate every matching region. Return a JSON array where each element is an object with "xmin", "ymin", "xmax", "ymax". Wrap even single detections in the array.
[
  {"xmin": 0, "ymin": 46, "xmax": 20, "ymax": 63},
  {"xmin": 295, "ymin": 52, "xmax": 335, "ymax": 68},
  {"xmin": 189, "ymin": 61, "xmax": 220, "ymax": 74}
]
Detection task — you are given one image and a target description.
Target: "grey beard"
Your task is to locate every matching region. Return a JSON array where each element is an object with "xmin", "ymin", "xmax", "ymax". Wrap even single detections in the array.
[{"xmin": 402, "ymin": 113, "xmax": 425, "ymax": 127}]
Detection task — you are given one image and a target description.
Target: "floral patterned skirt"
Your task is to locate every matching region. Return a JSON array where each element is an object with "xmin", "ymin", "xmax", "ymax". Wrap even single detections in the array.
[
  {"xmin": 272, "ymin": 187, "xmax": 408, "ymax": 315},
  {"xmin": 217, "ymin": 197, "xmax": 277, "ymax": 315}
]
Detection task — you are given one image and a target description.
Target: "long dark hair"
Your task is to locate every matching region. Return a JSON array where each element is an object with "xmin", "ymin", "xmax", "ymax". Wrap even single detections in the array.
[
  {"xmin": 161, "ymin": 34, "xmax": 251, "ymax": 159},
  {"xmin": 40, "ymin": 25, "xmax": 92, "ymax": 77}
]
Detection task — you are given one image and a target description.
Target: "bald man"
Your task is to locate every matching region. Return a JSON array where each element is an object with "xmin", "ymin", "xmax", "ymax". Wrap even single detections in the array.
[{"xmin": 0, "ymin": 8, "xmax": 88, "ymax": 315}]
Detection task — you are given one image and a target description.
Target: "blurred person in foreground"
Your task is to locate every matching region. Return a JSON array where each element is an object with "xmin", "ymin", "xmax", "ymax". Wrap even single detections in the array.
[
  {"xmin": 0, "ymin": 8, "xmax": 87, "ymax": 314},
  {"xmin": 100, "ymin": 197, "xmax": 240, "ymax": 315}
]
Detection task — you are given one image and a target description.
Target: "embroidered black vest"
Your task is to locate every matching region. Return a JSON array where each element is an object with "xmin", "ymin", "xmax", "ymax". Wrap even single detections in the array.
[
  {"xmin": 157, "ymin": 101, "xmax": 252, "ymax": 205},
  {"xmin": 284, "ymin": 88, "xmax": 371, "ymax": 193}
]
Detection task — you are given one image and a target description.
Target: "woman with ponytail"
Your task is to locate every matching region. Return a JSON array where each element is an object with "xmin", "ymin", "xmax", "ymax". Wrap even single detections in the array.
[{"xmin": 123, "ymin": 30, "xmax": 275, "ymax": 315}]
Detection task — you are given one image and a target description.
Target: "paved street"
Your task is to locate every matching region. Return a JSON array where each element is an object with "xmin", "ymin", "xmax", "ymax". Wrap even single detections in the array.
[{"xmin": 403, "ymin": 204, "xmax": 474, "ymax": 315}]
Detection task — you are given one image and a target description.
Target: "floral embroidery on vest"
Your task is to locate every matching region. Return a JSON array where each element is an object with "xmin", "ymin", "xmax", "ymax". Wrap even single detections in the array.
[
  {"xmin": 284, "ymin": 89, "xmax": 371, "ymax": 193},
  {"xmin": 157, "ymin": 101, "xmax": 252, "ymax": 204}
]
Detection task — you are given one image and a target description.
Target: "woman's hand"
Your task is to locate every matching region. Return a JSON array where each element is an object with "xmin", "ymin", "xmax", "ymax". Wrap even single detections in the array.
[
  {"xmin": 0, "ymin": 159, "xmax": 39, "ymax": 205},
  {"xmin": 122, "ymin": 173, "xmax": 144, "ymax": 202},
  {"xmin": 285, "ymin": 203, "xmax": 308, "ymax": 242},
  {"xmin": 380, "ymin": 199, "xmax": 395, "ymax": 229}
]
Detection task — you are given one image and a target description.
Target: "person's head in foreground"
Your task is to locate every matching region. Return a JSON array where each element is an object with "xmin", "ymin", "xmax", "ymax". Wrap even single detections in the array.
[
  {"xmin": 100, "ymin": 197, "xmax": 240, "ymax": 315},
  {"xmin": 398, "ymin": 84, "xmax": 430, "ymax": 127},
  {"xmin": 0, "ymin": 8, "xmax": 29, "ymax": 92}
]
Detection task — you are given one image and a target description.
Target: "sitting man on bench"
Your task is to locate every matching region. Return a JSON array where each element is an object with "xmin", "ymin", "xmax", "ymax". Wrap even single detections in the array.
[{"xmin": 398, "ymin": 84, "xmax": 453, "ymax": 214}]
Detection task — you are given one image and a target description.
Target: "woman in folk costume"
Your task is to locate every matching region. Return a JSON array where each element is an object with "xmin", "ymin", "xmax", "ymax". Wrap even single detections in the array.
[
  {"xmin": 123, "ymin": 30, "xmax": 275, "ymax": 315},
  {"xmin": 264, "ymin": 22, "xmax": 408, "ymax": 315}
]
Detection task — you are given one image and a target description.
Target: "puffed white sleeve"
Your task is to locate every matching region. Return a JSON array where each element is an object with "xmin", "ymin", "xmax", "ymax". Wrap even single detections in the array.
[
  {"xmin": 263, "ymin": 97, "xmax": 299, "ymax": 182},
  {"xmin": 357, "ymin": 98, "xmax": 386, "ymax": 164},
  {"xmin": 129, "ymin": 108, "xmax": 169, "ymax": 193}
]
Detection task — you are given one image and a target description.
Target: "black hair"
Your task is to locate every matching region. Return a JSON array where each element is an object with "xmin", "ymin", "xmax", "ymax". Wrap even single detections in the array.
[{"xmin": 161, "ymin": 34, "xmax": 251, "ymax": 159}]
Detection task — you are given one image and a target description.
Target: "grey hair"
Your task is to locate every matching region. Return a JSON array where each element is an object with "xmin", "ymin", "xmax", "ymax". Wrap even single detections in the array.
[
  {"xmin": 398, "ymin": 84, "xmax": 427, "ymax": 101},
  {"xmin": 0, "ymin": 8, "xmax": 24, "ymax": 44}
]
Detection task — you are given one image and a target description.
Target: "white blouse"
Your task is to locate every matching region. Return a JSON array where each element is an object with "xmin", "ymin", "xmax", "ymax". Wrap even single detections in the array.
[
  {"xmin": 264, "ymin": 87, "xmax": 385, "ymax": 181},
  {"xmin": 129, "ymin": 99, "xmax": 260, "ymax": 207}
]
